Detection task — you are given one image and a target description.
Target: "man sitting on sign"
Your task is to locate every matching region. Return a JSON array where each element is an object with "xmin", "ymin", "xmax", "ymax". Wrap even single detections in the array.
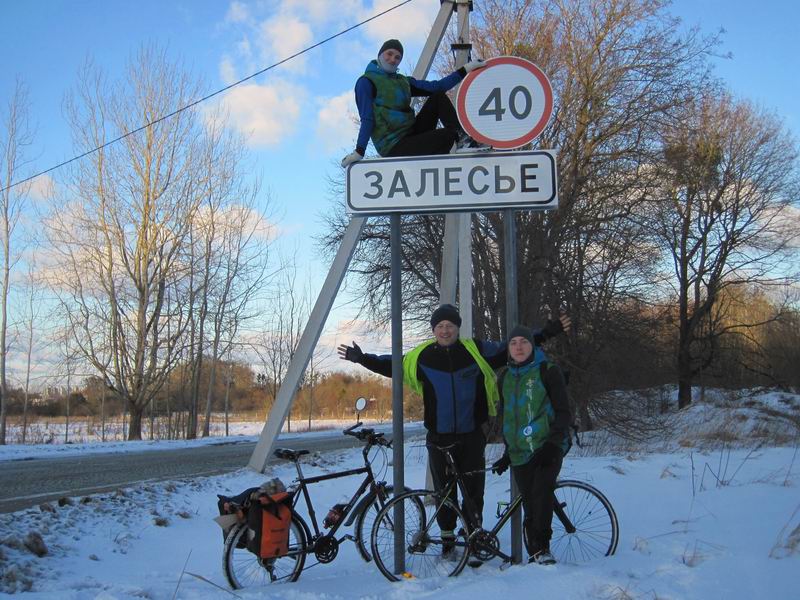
[{"xmin": 341, "ymin": 39, "xmax": 488, "ymax": 168}]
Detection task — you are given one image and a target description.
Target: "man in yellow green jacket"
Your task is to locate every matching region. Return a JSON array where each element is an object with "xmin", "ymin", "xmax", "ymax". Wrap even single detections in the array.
[{"xmin": 338, "ymin": 305, "xmax": 568, "ymax": 553}]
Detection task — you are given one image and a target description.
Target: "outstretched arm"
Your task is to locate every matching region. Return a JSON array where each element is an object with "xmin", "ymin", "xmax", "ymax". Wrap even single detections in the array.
[
  {"xmin": 337, "ymin": 341, "xmax": 394, "ymax": 377},
  {"xmin": 409, "ymin": 60, "xmax": 487, "ymax": 96},
  {"xmin": 533, "ymin": 314, "xmax": 571, "ymax": 345}
]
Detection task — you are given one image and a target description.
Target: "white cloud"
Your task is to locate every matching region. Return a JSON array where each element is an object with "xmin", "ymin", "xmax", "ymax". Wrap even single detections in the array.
[
  {"xmin": 28, "ymin": 174, "xmax": 55, "ymax": 201},
  {"xmin": 237, "ymin": 35, "xmax": 252, "ymax": 60},
  {"xmin": 316, "ymin": 91, "xmax": 360, "ymax": 153},
  {"xmin": 219, "ymin": 57, "xmax": 237, "ymax": 85},
  {"xmin": 225, "ymin": 1, "xmax": 250, "ymax": 23},
  {"xmin": 279, "ymin": 0, "xmax": 363, "ymax": 25},
  {"xmin": 320, "ymin": 318, "xmax": 392, "ymax": 354},
  {"xmin": 360, "ymin": 0, "xmax": 440, "ymax": 47},
  {"xmin": 216, "ymin": 81, "xmax": 307, "ymax": 148},
  {"xmin": 259, "ymin": 14, "xmax": 314, "ymax": 74}
]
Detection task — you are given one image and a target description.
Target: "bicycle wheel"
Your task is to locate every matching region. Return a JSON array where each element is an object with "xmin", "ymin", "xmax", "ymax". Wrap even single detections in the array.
[
  {"xmin": 355, "ymin": 485, "xmax": 414, "ymax": 562},
  {"xmin": 371, "ymin": 490, "xmax": 470, "ymax": 581},
  {"xmin": 550, "ymin": 480, "xmax": 619, "ymax": 563},
  {"xmin": 222, "ymin": 512, "xmax": 308, "ymax": 588}
]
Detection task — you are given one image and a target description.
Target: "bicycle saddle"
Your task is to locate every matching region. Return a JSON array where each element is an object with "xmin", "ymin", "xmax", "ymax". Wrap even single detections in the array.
[{"xmin": 274, "ymin": 448, "xmax": 310, "ymax": 461}]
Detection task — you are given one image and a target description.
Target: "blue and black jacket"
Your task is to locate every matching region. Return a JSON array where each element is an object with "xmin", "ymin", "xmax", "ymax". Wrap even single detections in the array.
[{"xmin": 358, "ymin": 328, "xmax": 556, "ymax": 435}]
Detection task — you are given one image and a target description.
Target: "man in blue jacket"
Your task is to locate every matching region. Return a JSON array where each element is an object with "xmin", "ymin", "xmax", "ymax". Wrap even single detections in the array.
[
  {"xmin": 341, "ymin": 39, "xmax": 487, "ymax": 167},
  {"xmin": 338, "ymin": 304, "xmax": 569, "ymax": 556}
]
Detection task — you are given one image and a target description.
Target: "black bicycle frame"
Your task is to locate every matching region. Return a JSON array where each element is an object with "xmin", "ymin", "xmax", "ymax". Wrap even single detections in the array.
[
  {"xmin": 290, "ymin": 445, "xmax": 383, "ymax": 541},
  {"xmin": 431, "ymin": 445, "xmax": 578, "ymax": 562}
]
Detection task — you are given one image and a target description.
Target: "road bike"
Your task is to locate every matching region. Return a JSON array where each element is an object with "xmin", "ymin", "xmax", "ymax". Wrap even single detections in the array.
[
  {"xmin": 222, "ymin": 398, "xmax": 414, "ymax": 588},
  {"xmin": 370, "ymin": 441, "xmax": 619, "ymax": 580}
]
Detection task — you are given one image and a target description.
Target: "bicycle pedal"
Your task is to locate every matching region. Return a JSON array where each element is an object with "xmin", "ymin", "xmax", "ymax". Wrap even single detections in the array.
[{"xmin": 468, "ymin": 559, "xmax": 484, "ymax": 569}]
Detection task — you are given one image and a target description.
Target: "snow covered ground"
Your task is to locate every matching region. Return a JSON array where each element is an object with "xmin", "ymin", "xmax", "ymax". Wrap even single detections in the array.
[{"xmin": 1, "ymin": 389, "xmax": 798, "ymax": 598}]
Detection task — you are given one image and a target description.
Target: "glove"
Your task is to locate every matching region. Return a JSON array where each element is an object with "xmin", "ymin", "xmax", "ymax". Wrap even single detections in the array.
[
  {"xmin": 529, "ymin": 442, "xmax": 562, "ymax": 468},
  {"xmin": 341, "ymin": 150, "xmax": 363, "ymax": 168},
  {"xmin": 541, "ymin": 317, "xmax": 565, "ymax": 339},
  {"xmin": 464, "ymin": 59, "xmax": 487, "ymax": 73},
  {"xmin": 337, "ymin": 341, "xmax": 364, "ymax": 364},
  {"xmin": 491, "ymin": 454, "xmax": 511, "ymax": 475}
]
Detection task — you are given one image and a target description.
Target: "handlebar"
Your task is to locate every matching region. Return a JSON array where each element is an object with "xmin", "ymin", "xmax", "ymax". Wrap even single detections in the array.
[{"xmin": 342, "ymin": 423, "xmax": 392, "ymax": 447}]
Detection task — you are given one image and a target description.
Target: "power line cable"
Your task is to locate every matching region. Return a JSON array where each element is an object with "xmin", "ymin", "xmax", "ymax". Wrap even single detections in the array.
[{"xmin": 2, "ymin": 0, "xmax": 415, "ymax": 194}]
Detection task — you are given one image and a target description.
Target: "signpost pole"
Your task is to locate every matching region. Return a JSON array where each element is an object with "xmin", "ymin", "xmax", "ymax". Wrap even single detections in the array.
[
  {"xmin": 390, "ymin": 213, "xmax": 405, "ymax": 574},
  {"xmin": 503, "ymin": 208, "xmax": 523, "ymax": 564},
  {"xmin": 439, "ymin": 0, "xmax": 472, "ymax": 307}
]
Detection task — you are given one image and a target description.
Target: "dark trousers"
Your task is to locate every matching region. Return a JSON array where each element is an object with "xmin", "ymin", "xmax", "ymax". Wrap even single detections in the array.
[
  {"xmin": 426, "ymin": 429, "xmax": 486, "ymax": 532},
  {"xmin": 386, "ymin": 92, "xmax": 461, "ymax": 157},
  {"xmin": 512, "ymin": 454, "xmax": 563, "ymax": 556}
]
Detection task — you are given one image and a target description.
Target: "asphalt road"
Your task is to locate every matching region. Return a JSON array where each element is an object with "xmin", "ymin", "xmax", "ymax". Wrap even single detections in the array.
[{"xmin": 0, "ymin": 431, "xmax": 416, "ymax": 514}]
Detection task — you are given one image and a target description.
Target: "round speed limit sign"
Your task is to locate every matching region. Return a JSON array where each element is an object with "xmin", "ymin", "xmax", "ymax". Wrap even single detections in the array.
[{"xmin": 456, "ymin": 56, "xmax": 553, "ymax": 149}]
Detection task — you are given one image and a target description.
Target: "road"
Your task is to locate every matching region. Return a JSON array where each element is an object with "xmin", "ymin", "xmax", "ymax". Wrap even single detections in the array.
[{"xmin": 0, "ymin": 427, "xmax": 423, "ymax": 514}]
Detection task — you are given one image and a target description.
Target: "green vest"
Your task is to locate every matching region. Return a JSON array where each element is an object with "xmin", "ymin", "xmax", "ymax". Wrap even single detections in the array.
[
  {"xmin": 501, "ymin": 361, "xmax": 554, "ymax": 466},
  {"xmin": 362, "ymin": 60, "xmax": 415, "ymax": 156},
  {"xmin": 402, "ymin": 338, "xmax": 500, "ymax": 416}
]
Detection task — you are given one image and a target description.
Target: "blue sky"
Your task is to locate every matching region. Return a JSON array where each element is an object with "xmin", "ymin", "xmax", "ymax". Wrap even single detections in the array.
[{"xmin": 1, "ymin": 0, "xmax": 799, "ymax": 379}]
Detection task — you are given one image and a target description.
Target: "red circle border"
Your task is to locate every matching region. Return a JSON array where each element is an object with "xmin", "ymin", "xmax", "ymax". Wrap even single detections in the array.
[{"xmin": 456, "ymin": 56, "xmax": 554, "ymax": 149}]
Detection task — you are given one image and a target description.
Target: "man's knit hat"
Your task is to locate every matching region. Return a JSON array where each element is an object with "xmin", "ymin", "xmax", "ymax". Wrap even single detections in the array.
[
  {"xmin": 508, "ymin": 324, "xmax": 534, "ymax": 345},
  {"xmin": 379, "ymin": 39, "xmax": 404, "ymax": 56},
  {"xmin": 430, "ymin": 304, "xmax": 462, "ymax": 330}
]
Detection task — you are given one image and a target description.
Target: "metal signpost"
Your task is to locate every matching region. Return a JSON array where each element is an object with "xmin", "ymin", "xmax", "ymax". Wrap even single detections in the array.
[
  {"xmin": 455, "ymin": 54, "xmax": 556, "ymax": 564},
  {"xmin": 248, "ymin": 0, "xmax": 557, "ymax": 572}
]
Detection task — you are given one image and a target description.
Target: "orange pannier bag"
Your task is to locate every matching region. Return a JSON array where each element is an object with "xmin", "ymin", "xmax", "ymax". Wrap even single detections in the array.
[{"xmin": 254, "ymin": 491, "xmax": 292, "ymax": 558}]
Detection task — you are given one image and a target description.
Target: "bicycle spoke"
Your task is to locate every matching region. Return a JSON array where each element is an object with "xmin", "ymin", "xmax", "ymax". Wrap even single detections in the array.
[
  {"xmin": 550, "ymin": 481, "xmax": 618, "ymax": 563},
  {"xmin": 371, "ymin": 491, "xmax": 470, "ymax": 581}
]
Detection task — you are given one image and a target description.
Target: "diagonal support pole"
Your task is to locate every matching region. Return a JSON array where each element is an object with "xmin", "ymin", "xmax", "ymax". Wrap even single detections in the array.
[
  {"xmin": 249, "ymin": 0, "xmax": 459, "ymax": 473},
  {"xmin": 248, "ymin": 217, "xmax": 366, "ymax": 472}
]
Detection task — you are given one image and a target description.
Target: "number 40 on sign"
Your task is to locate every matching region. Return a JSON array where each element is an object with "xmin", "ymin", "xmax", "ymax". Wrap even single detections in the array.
[{"xmin": 457, "ymin": 56, "xmax": 554, "ymax": 150}]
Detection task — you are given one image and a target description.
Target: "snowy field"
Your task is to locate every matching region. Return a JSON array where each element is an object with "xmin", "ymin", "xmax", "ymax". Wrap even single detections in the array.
[{"xmin": 1, "ymin": 389, "xmax": 798, "ymax": 598}]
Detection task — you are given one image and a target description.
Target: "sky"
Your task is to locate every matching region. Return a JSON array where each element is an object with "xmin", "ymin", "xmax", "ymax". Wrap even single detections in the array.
[
  {"xmin": 1, "ymin": 0, "xmax": 799, "ymax": 384},
  {"xmin": 0, "ymin": 388, "xmax": 798, "ymax": 597}
]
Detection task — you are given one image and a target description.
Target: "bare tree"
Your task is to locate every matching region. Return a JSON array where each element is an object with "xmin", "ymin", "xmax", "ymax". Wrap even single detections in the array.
[
  {"xmin": 254, "ymin": 261, "xmax": 309, "ymax": 431},
  {"xmin": 43, "ymin": 48, "xmax": 247, "ymax": 440},
  {"xmin": 0, "ymin": 78, "xmax": 34, "ymax": 444},
  {"xmin": 200, "ymin": 191, "xmax": 273, "ymax": 435},
  {"xmin": 17, "ymin": 261, "xmax": 42, "ymax": 443},
  {"xmin": 322, "ymin": 0, "xmax": 719, "ymax": 414},
  {"xmin": 650, "ymin": 93, "xmax": 800, "ymax": 407}
]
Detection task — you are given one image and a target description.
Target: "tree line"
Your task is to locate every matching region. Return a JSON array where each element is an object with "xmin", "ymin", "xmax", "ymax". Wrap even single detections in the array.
[
  {"xmin": 1, "ymin": 366, "xmax": 414, "ymax": 443},
  {"xmin": 322, "ymin": 0, "xmax": 800, "ymax": 429},
  {"xmin": 2, "ymin": 1, "xmax": 798, "ymax": 445}
]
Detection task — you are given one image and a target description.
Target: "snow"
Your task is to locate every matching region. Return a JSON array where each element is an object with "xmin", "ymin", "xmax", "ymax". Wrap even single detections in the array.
[
  {"xmin": 0, "ymin": 420, "xmax": 419, "ymax": 463},
  {"xmin": 1, "ymin": 390, "xmax": 798, "ymax": 598}
]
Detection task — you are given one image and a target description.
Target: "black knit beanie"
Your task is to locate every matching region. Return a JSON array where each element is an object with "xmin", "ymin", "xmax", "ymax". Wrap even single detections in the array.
[
  {"xmin": 508, "ymin": 324, "xmax": 534, "ymax": 345},
  {"xmin": 379, "ymin": 39, "xmax": 404, "ymax": 56},
  {"xmin": 430, "ymin": 304, "xmax": 461, "ymax": 330}
]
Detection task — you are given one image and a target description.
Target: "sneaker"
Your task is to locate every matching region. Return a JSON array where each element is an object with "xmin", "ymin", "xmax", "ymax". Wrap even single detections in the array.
[
  {"xmin": 441, "ymin": 531, "xmax": 457, "ymax": 560},
  {"xmin": 455, "ymin": 132, "xmax": 492, "ymax": 153},
  {"xmin": 529, "ymin": 549, "xmax": 556, "ymax": 565}
]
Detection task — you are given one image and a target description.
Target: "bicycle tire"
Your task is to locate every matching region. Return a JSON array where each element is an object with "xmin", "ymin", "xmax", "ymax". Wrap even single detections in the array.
[
  {"xmin": 222, "ymin": 512, "xmax": 308, "ymax": 588},
  {"xmin": 550, "ymin": 480, "xmax": 619, "ymax": 563},
  {"xmin": 354, "ymin": 484, "xmax": 402, "ymax": 562},
  {"xmin": 371, "ymin": 490, "xmax": 470, "ymax": 581}
]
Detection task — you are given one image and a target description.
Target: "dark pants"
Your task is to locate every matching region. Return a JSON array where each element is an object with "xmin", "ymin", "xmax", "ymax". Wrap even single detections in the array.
[
  {"xmin": 426, "ymin": 429, "xmax": 486, "ymax": 532},
  {"xmin": 386, "ymin": 92, "xmax": 461, "ymax": 157},
  {"xmin": 512, "ymin": 454, "xmax": 563, "ymax": 556}
]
